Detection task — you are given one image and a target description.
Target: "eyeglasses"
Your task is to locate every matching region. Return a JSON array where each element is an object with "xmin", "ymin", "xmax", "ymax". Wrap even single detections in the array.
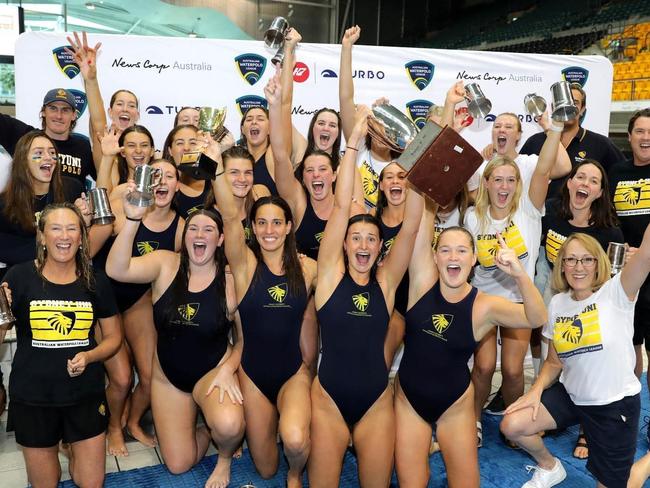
[{"xmin": 562, "ymin": 256, "xmax": 597, "ymax": 268}]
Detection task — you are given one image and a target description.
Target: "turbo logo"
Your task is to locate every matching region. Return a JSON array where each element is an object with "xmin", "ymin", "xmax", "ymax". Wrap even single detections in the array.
[
  {"xmin": 234, "ymin": 53, "xmax": 267, "ymax": 86},
  {"xmin": 321, "ymin": 69, "xmax": 337, "ymax": 78},
  {"xmin": 146, "ymin": 105, "xmax": 164, "ymax": 114},
  {"xmin": 52, "ymin": 46, "xmax": 80, "ymax": 79},
  {"xmin": 293, "ymin": 62, "xmax": 310, "ymax": 83}
]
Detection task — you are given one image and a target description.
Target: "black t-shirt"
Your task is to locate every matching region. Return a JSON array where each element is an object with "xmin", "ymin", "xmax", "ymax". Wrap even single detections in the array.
[
  {"xmin": 520, "ymin": 127, "xmax": 624, "ymax": 199},
  {"xmin": 0, "ymin": 176, "xmax": 84, "ymax": 269},
  {"xmin": 542, "ymin": 200, "xmax": 624, "ymax": 268},
  {"xmin": 4, "ymin": 261, "xmax": 118, "ymax": 406},
  {"xmin": 0, "ymin": 113, "xmax": 96, "ymax": 186}
]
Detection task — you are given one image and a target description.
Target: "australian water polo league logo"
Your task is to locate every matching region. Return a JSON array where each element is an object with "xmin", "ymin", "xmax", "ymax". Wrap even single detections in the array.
[
  {"xmin": 68, "ymin": 89, "xmax": 88, "ymax": 117},
  {"xmin": 235, "ymin": 95, "xmax": 268, "ymax": 116},
  {"xmin": 561, "ymin": 66, "xmax": 589, "ymax": 87},
  {"xmin": 406, "ymin": 99, "xmax": 433, "ymax": 129},
  {"xmin": 405, "ymin": 60, "xmax": 434, "ymax": 91},
  {"xmin": 52, "ymin": 46, "xmax": 80, "ymax": 79},
  {"xmin": 235, "ymin": 54, "xmax": 267, "ymax": 86}
]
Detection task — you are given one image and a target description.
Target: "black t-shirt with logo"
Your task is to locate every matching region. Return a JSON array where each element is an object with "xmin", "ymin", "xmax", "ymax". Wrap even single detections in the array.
[
  {"xmin": 4, "ymin": 261, "xmax": 118, "ymax": 406},
  {"xmin": 542, "ymin": 199, "xmax": 624, "ymax": 268},
  {"xmin": 0, "ymin": 113, "xmax": 96, "ymax": 186},
  {"xmin": 520, "ymin": 127, "xmax": 624, "ymax": 199}
]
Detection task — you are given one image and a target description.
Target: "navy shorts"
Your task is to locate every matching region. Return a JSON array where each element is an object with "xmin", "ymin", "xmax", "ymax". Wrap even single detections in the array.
[
  {"xmin": 542, "ymin": 382, "xmax": 640, "ymax": 488},
  {"xmin": 8, "ymin": 394, "xmax": 109, "ymax": 448}
]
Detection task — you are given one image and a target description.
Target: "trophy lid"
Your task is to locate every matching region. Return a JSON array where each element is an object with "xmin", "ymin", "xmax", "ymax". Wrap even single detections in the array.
[{"xmin": 370, "ymin": 104, "xmax": 419, "ymax": 152}]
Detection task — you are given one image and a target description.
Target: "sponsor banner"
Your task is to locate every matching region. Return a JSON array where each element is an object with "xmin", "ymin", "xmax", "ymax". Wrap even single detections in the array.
[{"xmin": 15, "ymin": 32, "xmax": 613, "ymax": 153}]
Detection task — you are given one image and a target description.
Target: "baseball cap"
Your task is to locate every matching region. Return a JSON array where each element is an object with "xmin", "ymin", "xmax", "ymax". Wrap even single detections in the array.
[{"xmin": 43, "ymin": 88, "xmax": 76, "ymax": 110}]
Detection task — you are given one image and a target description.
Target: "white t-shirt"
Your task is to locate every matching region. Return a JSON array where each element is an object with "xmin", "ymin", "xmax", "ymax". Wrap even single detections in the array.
[
  {"xmin": 434, "ymin": 206, "xmax": 462, "ymax": 247},
  {"xmin": 465, "ymin": 192, "xmax": 542, "ymax": 301},
  {"xmin": 355, "ymin": 144, "xmax": 391, "ymax": 210},
  {"xmin": 543, "ymin": 273, "xmax": 641, "ymax": 405}
]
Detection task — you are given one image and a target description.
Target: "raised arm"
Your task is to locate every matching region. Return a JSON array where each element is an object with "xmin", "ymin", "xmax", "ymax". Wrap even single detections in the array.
[
  {"xmin": 621, "ymin": 222, "xmax": 650, "ymax": 300},
  {"xmin": 535, "ymin": 112, "xmax": 571, "ymax": 179},
  {"xmin": 96, "ymin": 126, "xmax": 121, "ymax": 193},
  {"xmin": 265, "ymin": 72, "xmax": 307, "ymax": 220},
  {"xmin": 408, "ymin": 199, "xmax": 438, "ymax": 301},
  {"xmin": 529, "ymin": 116, "xmax": 564, "ymax": 210},
  {"xmin": 339, "ymin": 25, "xmax": 361, "ymax": 140},
  {"xmin": 280, "ymin": 28, "xmax": 301, "ymax": 158},
  {"xmin": 440, "ymin": 81, "xmax": 465, "ymax": 129},
  {"xmin": 66, "ymin": 32, "xmax": 106, "ymax": 172}
]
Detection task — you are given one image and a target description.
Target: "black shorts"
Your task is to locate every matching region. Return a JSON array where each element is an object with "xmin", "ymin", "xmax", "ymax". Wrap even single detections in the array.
[
  {"xmin": 7, "ymin": 394, "xmax": 109, "ymax": 448},
  {"xmin": 633, "ymin": 297, "xmax": 650, "ymax": 346},
  {"xmin": 542, "ymin": 382, "xmax": 640, "ymax": 488}
]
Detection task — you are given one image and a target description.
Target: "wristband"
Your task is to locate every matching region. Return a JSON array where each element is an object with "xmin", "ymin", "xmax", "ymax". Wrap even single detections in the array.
[
  {"xmin": 126, "ymin": 216, "xmax": 142, "ymax": 222},
  {"xmin": 346, "ymin": 146, "xmax": 359, "ymax": 152},
  {"xmin": 548, "ymin": 124, "xmax": 563, "ymax": 133}
]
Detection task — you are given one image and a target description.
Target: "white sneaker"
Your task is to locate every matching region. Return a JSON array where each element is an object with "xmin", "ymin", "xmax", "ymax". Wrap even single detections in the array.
[
  {"xmin": 477, "ymin": 420, "xmax": 483, "ymax": 448},
  {"xmin": 521, "ymin": 458, "xmax": 566, "ymax": 487}
]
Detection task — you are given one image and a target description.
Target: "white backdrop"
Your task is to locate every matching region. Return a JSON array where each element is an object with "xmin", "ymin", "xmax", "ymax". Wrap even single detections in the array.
[{"xmin": 13, "ymin": 31, "xmax": 613, "ymax": 155}]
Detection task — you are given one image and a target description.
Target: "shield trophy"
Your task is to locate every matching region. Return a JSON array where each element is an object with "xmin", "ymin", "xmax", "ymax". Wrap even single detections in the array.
[
  {"xmin": 179, "ymin": 107, "xmax": 227, "ymax": 180},
  {"xmin": 368, "ymin": 103, "xmax": 483, "ymax": 206}
]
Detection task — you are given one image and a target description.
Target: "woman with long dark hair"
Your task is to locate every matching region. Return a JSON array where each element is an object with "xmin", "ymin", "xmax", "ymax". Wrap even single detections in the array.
[
  {"xmin": 1, "ymin": 202, "xmax": 121, "ymax": 488},
  {"xmin": 292, "ymin": 108, "xmax": 342, "ymax": 170},
  {"xmin": 107, "ymin": 200, "xmax": 244, "ymax": 488}
]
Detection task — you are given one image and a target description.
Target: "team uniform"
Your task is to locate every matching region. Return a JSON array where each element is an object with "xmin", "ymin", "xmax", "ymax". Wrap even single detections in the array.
[
  {"xmin": 238, "ymin": 262, "xmax": 308, "ymax": 404},
  {"xmin": 153, "ymin": 270, "xmax": 231, "ymax": 393},
  {"xmin": 317, "ymin": 273, "xmax": 389, "ymax": 425},
  {"xmin": 378, "ymin": 220, "xmax": 408, "ymax": 316},
  {"xmin": 541, "ymin": 273, "xmax": 640, "ymax": 487},
  {"xmin": 174, "ymin": 181, "xmax": 211, "ymax": 220},
  {"xmin": 253, "ymin": 153, "xmax": 278, "ymax": 196},
  {"xmin": 295, "ymin": 198, "xmax": 327, "ymax": 260},
  {"xmin": 4, "ymin": 261, "xmax": 118, "ymax": 447}
]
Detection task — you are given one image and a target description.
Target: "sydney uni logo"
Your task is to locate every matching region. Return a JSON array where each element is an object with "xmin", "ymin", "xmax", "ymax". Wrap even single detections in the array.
[
  {"xmin": 48, "ymin": 311, "xmax": 76, "ymax": 335},
  {"xmin": 352, "ymin": 292, "xmax": 369, "ymax": 312},
  {"xmin": 268, "ymin": 283, "xmax": 288, "ymax": 303},
  {"xmin": 405, "ymin": 60, "xmax": 434, "ymax": 91},
  {"xmin": 137, "ymin": 241, "xmax": 159, "ymax": 255},
  {"xmin": 236, "ymin": 95, "xmax": 268, "ymax": 116},
  {"xmin": 406, "ymin": 100, "xmax": 433, "ymax": 129},
  {"xmin": 52, "ymin": 46, "xmax": 80, "ymax": 79},
  {"xmin": 178, "ymin": 303, "xmax": 200, "ymax": 322},
  {"xmin": 431, "ymin": 314, "xmax": 453, "ymax": 334},
  {"xmin": 561, "ymin": 66, "xmax": 589, "ymax": 87},
  {"xmin": 235, "ymin": 53, "xmax": 267, "ymax": 86}
]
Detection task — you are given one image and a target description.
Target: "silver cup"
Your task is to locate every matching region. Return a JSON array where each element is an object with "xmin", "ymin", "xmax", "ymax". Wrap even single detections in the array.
[
  {"xmin": 550, "ymin": 81, "xmax": 579, "ymax": 122},
  {"xmin": 271, "ymin": 47, "xmax": 285, "ymax": 67},
  {"xmin": 464, "ymin": 83, "xmax": 492, "ymax": 119},
  {"xmin": 264, "ymin": 17, "xmax": 289, "ymax": 50},
  {"xmin": 607, "ymin": 242, "xmax": 626, "ymax": 276},
  {"xmin": 88, "ymin": 188, "xmax": 115, "ymax": 225},
  {"xmin": 0, "ymin": 286, "xmax": 15, "ymax": 328},
  {"xmin": 524, "ymin": 93, "xmax": 547, "ymax": 117},
  {"xmin": 370, "ymin": 104, "xmax": 419, "ymax": 152},
  {"xmin": 127, "ymin": 165, "xmax": 162, "ymax": 207}
]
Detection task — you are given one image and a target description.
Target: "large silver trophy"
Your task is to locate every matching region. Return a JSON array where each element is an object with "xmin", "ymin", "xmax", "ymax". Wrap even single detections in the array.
[
  {"xmin": 368, "ymin": 103, "xmax": 483, "ymax": 206},
  {"xmin": 127, "ymin": 165, "xmax": 162, "ymax": 207},
  {"xmin": 464, "ymin": 83, "xmax": 492, "ymax": 119},
  {"xmin": 524, "ymin": 93, "xmax": 547, "ymax": 117},
  {"xmin": 88, "ymin": 188, "xmax": 115, "ymax": 225},
  {"xmin": 179, "ymin": 107, "xmax": 228, "ymax": 180},
  {"xmin": 264, "ymin": 17, "xmax": 289, "ymax": 66}
]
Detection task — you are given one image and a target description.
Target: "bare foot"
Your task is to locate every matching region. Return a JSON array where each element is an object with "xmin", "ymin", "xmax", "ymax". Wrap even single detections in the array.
[
  {"xmin": 127, "ymin": 422, "xmax": 157, "ymax": 448},
  {"xmin": 233, "ymin": 445, "xmax": 243, "ymax": 459},
  {"xmin": 287, "ymin": 470, "xmax": 303, "ymax": 488},
  {"xmin": 205, "ymin": 456, "xmax": 232, "ymax": 488},
  {"xmin": 107, "ymin": 426, "xmax": 129, "ymax": 457}
]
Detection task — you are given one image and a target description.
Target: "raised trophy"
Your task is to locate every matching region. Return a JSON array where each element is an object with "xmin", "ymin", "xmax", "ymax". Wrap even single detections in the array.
[
  {"xmin": 264, "ymin": 17, "xmax": 289, "ymax": 66},
  {"xmin": 88, "ymin": 187, "xmax": 115, "ymax": 225},
  {"xmin": 550, "ymin": 81, "xmax": 579, "ymax": 122},
  {"xmin": 127, "ymin": 165, "xmax": 162, "ymax": 207},
  {"xmin": 179, "ymin": 106, "xmax": 227, "ymax": 180},
  {"xmin": 607, "ymin": 242, "xmax": 626, "ymax": 276},
  {"xmin": 464, "ymin": 83, "xmax": 492, "ymax": 119},
  {"xmin": 0, "ymin": 285, "xmax": 15, "ymax": 328},
  {"xmin": 524, "ymin": 93, "xmax": 547, "ymax": 117},
  {"xmin": 368, "ymin": 103, "xmax": 483, "ymax": 206}
]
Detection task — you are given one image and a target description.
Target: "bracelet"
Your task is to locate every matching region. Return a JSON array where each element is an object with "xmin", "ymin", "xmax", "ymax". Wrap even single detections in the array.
[
  {"xmin": 215, "ymin": 169, "xmax": 225, "ymax": 177},
  {"xmin": 126, "ymin": 216, "xmax": 142, "ymax": 222},
  {"xmin": 346, "ymin": 146, "xmax": 359, "ymax": 152},
  {"xmin": 548, "ymin": 124, "xmax": 563, "ymax": 133}
]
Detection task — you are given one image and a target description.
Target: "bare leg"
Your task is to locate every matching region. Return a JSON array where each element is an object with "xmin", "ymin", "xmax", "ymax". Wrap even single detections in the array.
[
  {"xmin": 500, "ymin": 327, "xmax": 531, "ymax": 408},
  {"xmin": 103, "ymin": 338, "xmax": 132, "ymax": 457},
  {"xmin": 308, "ymin": 377, "xmax": 351, "ymax": 488},
  {"xmin": 123, "ymin": 292, "xmax": 157, "ymax": 448},
  {"xmin": 629, "ymin": 451, "xmax": 650, "ymax": 488},
  {"xmin": 500, "ymin": 403, "xmax": 558, "ymax": 469},
  {"xmin": 277, "ymin": 365, "xmax": 313, "ymax": 488},
  {"xmin": 471, "ymin": 328, "xmax": 497, "ymax": 420},
  {"xmin": 22, "ymin": 445, "xmax": 61, "ymax": 488},
  {"xmin": 69, "ymin": 432, "xmax": 106, "ymax": 488},
  {"xmin": 299, "ymin": 297, "xmax": 319, "ymax": 376}
]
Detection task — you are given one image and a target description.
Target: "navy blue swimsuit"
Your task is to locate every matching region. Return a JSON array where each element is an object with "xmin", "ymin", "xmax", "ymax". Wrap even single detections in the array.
[
  {"xmin": 317, "ymin": 273, "xmax": 390, "ymax": 425},
  {"xmin": 399, "ymin": 282, "xmax": 478, "ymax": 423},
  {"xmin": 295, "ymin": 198, "xmax": 327, "ymax": 260},
  {"xmin": 238, "ymin": 262, "xmax": 307, "ymax": 404},
  {"xmin": 379, "ymin": 220, "xmax": 409, "ymax": 316},
  {"xmin": 175, "ymin": 181, "xmax": 210, "ymax": 219},
  {"xmin": 153, "ymin": 270, "xmax": 230, "ymax": 393},
  {"xmin": 253, "ymin": 153, "xmax": 278, "ymax": 196}
]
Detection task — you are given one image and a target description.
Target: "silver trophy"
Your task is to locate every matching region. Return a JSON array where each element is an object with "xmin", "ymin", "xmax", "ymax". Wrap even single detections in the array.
[
  {"xmin": 0, "ymin": 286, "xmax": 15, "ymax": 328},
  {"xmin": 88, "ymin": 188, "xmax": 115, "ymax": 225},
  {"xmin": 524, "ymin": 93, "xmax": 547, "ymax": 117},
  {"xmin": 264, "ymin": 17, "xmax": 289, "ymax": 66},
  {"xmin": 607, "ymin": 242, "xmax": 626, "ymax": 276},
  {"xmin": 550, "ymin": 81, "xmax": 579, "ymax": 122},
  {"xmin": 127, "ymin": 165, "xmax": 162, "ymax": 207},
  {"xmin": 369, "ymin": 103, "xmax": 419, "ymax": 153},
  {"xmin": 464, "ymin": 83, "xmax": 492, "ymax": 119}
]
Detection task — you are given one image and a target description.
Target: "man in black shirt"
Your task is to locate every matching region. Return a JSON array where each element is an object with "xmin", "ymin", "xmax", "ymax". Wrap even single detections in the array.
[
  {"xmin": 0, "ymin": 88, "xmax": 95, "ymax": 187},
  {"xmin": 608, "ymin": 108, "xmax": 650, "ymax": 440},
  {"xmin": 521, "ymin": 83, "xmax": 624, "ymax": 199}
]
